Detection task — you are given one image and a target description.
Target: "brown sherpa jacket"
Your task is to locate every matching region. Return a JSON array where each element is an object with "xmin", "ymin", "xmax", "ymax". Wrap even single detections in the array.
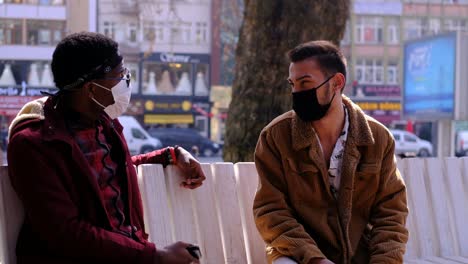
[{"xmin": 253, "ymin": 96, "xmax": 408, "ymax": 264}]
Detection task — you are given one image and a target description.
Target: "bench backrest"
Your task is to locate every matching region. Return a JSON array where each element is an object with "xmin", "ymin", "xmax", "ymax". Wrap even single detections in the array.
[
  {"xmin": 1, "ymin": 158, "xmax": 467, "ymax": 264},
  {"xmin": 0, "ymin": 166, "xmax": 24, "ymax": 264}
]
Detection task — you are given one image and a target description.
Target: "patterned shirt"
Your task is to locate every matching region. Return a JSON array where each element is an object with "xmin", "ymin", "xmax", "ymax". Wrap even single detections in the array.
[
  {"xmin": 73, "ymin": 121, "xmax": 133, "ymax": 237},
  {"xmin": 328, "ymin": 105, "xmax": 350, "ymax": 191}
]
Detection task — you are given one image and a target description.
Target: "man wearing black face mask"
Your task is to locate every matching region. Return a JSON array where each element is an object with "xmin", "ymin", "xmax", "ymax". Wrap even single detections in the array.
[{"xmin": 253, "ymin": 41, "xmax": 408, "ymax": 264}]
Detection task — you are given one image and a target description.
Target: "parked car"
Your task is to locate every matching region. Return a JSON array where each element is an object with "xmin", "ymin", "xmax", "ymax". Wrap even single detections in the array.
[
  {"xmin": 390, "ymin": 129, "xmax": 433, "ymax": 157},
  {"xmin": 118, "ymin": 116, "xmax": 162, "ymax": 155},
  {"xmin": 455, "ymin": 130, "xmax": 468, "ymax": 157},
  {"xmin": 148, "ymin": 128, "xmax": 221, "ymax": 157}
]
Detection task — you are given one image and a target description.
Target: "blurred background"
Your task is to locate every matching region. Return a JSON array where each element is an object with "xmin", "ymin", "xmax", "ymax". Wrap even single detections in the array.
[{"xmin": 1, "ymin": 0, "xmax": 468, "ymax": 164}]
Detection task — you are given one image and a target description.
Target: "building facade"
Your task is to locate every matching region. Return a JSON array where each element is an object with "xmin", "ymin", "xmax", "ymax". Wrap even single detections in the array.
[
  {"xmin": 97, "ymin": 0, "xmax": 213, "ymax": 138},
  {"xmin": 0, "ymin": 0, "xmax": 96, "ymax": 130},
  {"xmin": 342, "ymin": 0, "xmax": 468, "ymax": 128}
]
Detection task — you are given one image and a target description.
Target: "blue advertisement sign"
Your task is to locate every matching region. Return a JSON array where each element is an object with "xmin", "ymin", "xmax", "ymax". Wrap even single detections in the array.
[{"xmin": 403, "ymin": 33, "xmax": 456, "ymax": 119}]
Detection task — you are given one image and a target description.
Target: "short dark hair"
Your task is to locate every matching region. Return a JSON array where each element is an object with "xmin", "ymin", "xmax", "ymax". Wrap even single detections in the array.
[
  {"xmin": 287, "ymin": 40, "xmax": 347, "ymax": 80},
  {"xmin": 51, "ymin": 32, "xmax": 121, "ymax": 90}
]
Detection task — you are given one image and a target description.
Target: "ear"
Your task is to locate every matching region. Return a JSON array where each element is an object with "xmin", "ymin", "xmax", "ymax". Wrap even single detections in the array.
[
  {"xmin": 82, "ymin": 82, "xmax": 95, "ymax": 97},
  {"xmin": 333, "ymin": 73, "xmax": 346, "ymax": 93}
]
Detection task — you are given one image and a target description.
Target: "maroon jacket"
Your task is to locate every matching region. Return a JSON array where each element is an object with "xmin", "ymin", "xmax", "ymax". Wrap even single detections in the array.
[{"xmin": 7, "ymin": 98, "xmax": 167, "ymax": 264}]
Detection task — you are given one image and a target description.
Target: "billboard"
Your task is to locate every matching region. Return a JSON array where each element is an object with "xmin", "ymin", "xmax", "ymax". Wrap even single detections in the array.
[{"xmin": 403, "ymin": 33, "xmax": 456, "ymax": 119}]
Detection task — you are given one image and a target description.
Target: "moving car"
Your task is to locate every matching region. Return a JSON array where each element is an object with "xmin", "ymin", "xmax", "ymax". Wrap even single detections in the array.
[
  {"xmin": 148, "ymin": 127, "xmax": 221, "ymax": 157},
  {"xmin": 390, "ymin": 129, "xmax": 433, "ymax": 157}
]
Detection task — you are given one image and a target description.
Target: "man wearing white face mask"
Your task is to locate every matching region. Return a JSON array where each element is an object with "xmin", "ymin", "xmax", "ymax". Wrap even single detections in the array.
[{"xmin": 7, "ymin": 32, "xmax": 205, "ymax": 264}]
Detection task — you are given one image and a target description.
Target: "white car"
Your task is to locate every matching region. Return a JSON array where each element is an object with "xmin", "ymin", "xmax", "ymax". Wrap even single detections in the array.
[
  {"xmin": 118, "ymin": 116, "xmax": 163, "ymax": 155},
  {"xmin": 390, "ymin": 129, "xmax": 433, "ymax": 157}
]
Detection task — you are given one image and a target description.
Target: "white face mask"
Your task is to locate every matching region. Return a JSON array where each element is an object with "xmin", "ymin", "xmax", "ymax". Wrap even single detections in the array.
[{"xmin": 91, "ymin": 79, "xmax": 132, "ymax": 119}]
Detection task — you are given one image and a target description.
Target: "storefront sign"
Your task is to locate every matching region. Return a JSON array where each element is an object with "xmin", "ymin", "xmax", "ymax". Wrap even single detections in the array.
[
  {"xmin": 143, "ymin": 97, "xmax": 193, "ymax": 114},
  {"xmin": 144, "ymin": 114, "xmax": 194, "ymax": 124},
  {"xmin": 354, "ymin": 99, "xmax": 401, "ymax": 126},
  {"xmin": 0, "ymin": 86, "xmax": 57, "ymax": 96},
  {"xmin": 0, "ymin": 96, "xmax": 40, "ymax": 109},
  {"xmin": 354, "ymin": 85, "xmax": 401, "ymax": 97},
  {"xmin": 160, "ymin": 53, "xmax": 191, "ymax": 63},
  {"xmin": 143, "ymin": 52, "xmax": 210, "ymax": 64},
  {"xmin": 0, "ymin": 87, "xmax": 22, "ymax": 96},
  {"xmin": 26, "ymin": 87, "xmax": 58, "ymax": 96}
]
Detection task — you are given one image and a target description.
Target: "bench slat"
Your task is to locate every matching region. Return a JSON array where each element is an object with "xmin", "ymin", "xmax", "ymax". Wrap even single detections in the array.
[
  {"xmin": 165, "ymin": 166, "xmax": 198, "ymax": 245},
  {"xmin": 137, "ymin": 164, "xmax": 174, "ymax": 247},
  {"xmin": 234, "ymin": 162, "xmax": 267, "ymax": 264},
  {"xmin": 212, "ymin": 163, "xmax": 248, "ymax": 264},
  {"xmin": 424, "ymin": 158, "xmax": 458, "ymax": 257},
  {"xmin": 443, "ymin": 158, "xmax": 468, "ymax": 257},
  {"xmin": 0, "ymin": 166, "xmax": 23, "ymax": 264},
  {"xmin": 191, "ymin": 164, "xmax": 225, "ymax": 264},
  {"xmin": 403, "ymin": 158, "xmax": 439, "ymax": 258}
]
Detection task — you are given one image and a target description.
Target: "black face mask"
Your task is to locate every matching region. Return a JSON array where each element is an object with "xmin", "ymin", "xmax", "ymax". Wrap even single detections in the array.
[{"xmin": 292, "ymin": 75, "xmax": 336, "ymax": 122}]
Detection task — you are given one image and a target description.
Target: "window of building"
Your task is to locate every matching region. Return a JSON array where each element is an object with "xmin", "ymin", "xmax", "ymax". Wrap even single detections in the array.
[
  {"xmin": 0, "ymin": 19, "xmax": 22, "ymax": 45},
  {"xmin": 444, "ymin": 18, "xmax": 468, "ymax": 32},
  {"xmin": 128, "ymin": 22, "xmax": 138, "ymax": 42},
  {"xmin": 356, "ymin": 59, "xmax": 384, "ymax": 84},
  {"xmin": 387, "ymin": 18, "xmax": 399, "ymax": 44},
  {"xmin": 195, "ymin": 22, "xmax": 208, "ymax": 44},
  {"xmin": 428, "ymin": 18, "xmax": 441, "ymax": 35},
  {"xmin": 355, "ymin": 16, "xmax": 384, "ymax": 44},
  {"xmin": 102, "ymin": 21, "xmax": 116, "ymax": 39},
  {"xmin": 143, "ymin": 21, "xmax": 156, "ymax": 41},
  {"xmin": 27, "ymin": 20, "xmax": 65, "ymax": 46},
  {"xmin": 387, "ymin": 61, "xmax": 399, "ymax": 85},
  {"xmin": 404, "ymin": 18, "xmax": 425, "ymax": 40}
]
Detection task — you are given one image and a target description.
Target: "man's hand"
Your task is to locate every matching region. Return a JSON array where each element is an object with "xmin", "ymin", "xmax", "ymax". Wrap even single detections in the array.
[
  {"xmin": 308, "ymin": 258, "xmax": 334, "ymax": 264},
  {"xmin": 155, "ymin": 241, "xmax": 200, "ymax": 264},
  {"xmin": 175, "ymin": 146, "xmax": 206, "ymax": 189}
]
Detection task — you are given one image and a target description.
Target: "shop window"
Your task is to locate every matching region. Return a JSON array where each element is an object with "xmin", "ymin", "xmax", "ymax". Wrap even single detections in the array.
[
  {"xmin": 142, "ymin": 62, "xmax": 192, "ymax": 96},
  {"xmin": 194, "ymin": 64, "xmax": 209, "ymax": 96}
]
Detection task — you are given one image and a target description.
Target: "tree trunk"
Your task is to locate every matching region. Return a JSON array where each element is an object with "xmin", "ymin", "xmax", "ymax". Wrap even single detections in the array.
[{"xmin": 223, "ymin": 0, "xmax": 350, "ymax": 162}]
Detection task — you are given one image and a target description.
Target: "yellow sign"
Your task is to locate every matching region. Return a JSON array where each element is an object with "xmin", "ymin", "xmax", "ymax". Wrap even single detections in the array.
[
  {"xmin": 144, "ymin": 99, "xmax": 192, "ymax": 112},
  {"xmin": 144, "ymin": 114, "xmax": 194, "ymax": 124},
  {"xmin": 145, "ymin": 100, "xmax": 155, "ymax": 111},
  {"xmin": 182, "ymin": 100, "xmax": 192, "ymax": 111},
  {"xmin": 357, "ymin": 102, "xmax": 401, "ymax": 111}
]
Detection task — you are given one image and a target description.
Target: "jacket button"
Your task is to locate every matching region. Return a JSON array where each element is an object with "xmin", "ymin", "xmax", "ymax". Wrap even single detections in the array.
[{"xmin": 132, "ymin": 225, "xmax": 138, "ymax": 232}]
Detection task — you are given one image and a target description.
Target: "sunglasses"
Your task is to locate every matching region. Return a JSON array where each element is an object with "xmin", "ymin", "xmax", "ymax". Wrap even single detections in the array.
[{"xmin": 101, "ymin": 68, "xmax": 132, "ymax": 87}]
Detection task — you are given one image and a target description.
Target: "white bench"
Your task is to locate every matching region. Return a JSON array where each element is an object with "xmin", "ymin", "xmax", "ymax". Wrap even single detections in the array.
[{"xmin": 1, "ymin": 159, "xmax": 468, "ymax": 264}]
